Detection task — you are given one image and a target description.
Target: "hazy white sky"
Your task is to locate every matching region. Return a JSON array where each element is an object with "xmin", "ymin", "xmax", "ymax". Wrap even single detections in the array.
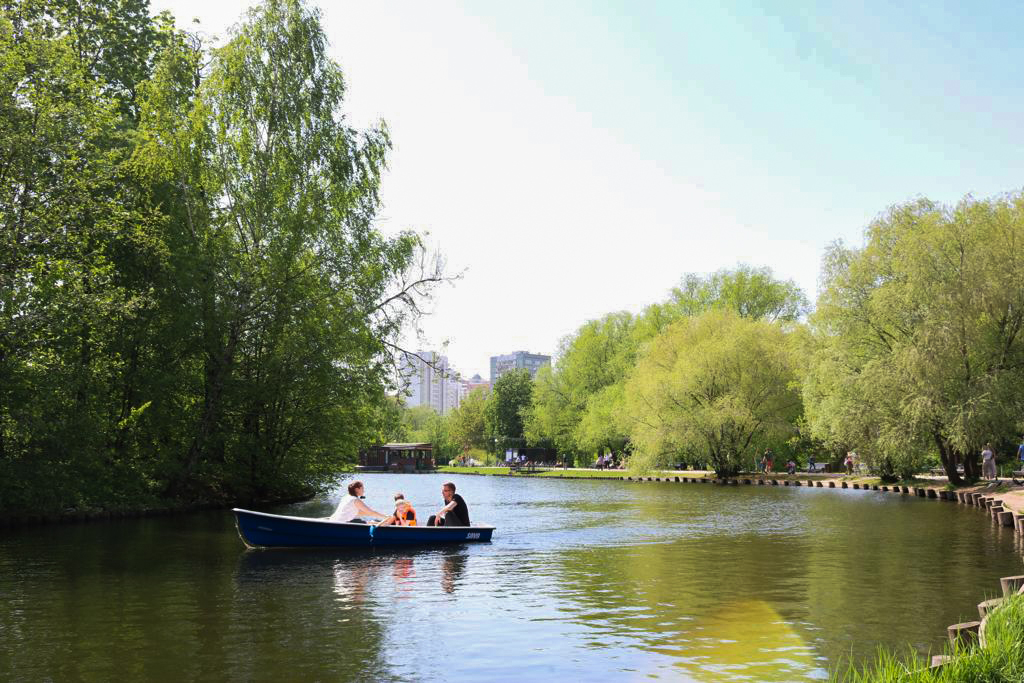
[{"xmin": 151, "ymin": 0, "xmax": 1024, "ymax": 378}]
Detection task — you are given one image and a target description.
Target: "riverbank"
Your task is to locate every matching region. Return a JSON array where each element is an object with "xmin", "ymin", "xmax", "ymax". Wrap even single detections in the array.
[
  {"xmin": 440, "ymin": 464, "xmax": 1024, "ymax": 529},
  {"xmin": 838, "ymin": 583, "xmax": 1024, "ymax": 682},
  {"xmin": 0, "ymin": 489, "xmax": 317, "ymax": 528}
]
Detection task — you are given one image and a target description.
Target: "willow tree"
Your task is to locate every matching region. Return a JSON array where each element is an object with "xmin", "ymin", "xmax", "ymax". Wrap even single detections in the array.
[
  {"xmin": 623, "ymin": 310, "xmax": 801, "ymax": 477},
  {"xmin": 669, "ymin": 264, "xmax": 809, "ymax": 322},
  {"xmin": 805, "ymin": 195, "xmax": 1024, "ymax": 485},
  {"xmin": 526, "ymin": 267, "xmax": 808, "ymax": 463}
]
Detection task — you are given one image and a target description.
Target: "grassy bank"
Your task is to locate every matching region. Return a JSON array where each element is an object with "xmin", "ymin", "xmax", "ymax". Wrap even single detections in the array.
[
  {"xmin": 438, "ymin": 466, "xmax": 637, "ymax": 479},
  {"xmin": 834, "ymin": 592, "xmax": 1024, "ymax": 682}
]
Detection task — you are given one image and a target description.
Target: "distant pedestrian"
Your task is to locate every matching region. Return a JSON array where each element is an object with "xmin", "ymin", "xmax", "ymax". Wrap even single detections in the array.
[
  {"xmin": 982, "ymin": 443, "xmax": 997, "ymax": 480},
  {"xmin": 845, "ymin": 452, "xmax": 854, "ymax": 475},
  {"xmin": 1017, "ymin": 437, "xmax": 1024, "ymax": 467},
  {"xmin": 786, "ymin": 459, "xmax": 796, "ymax": 475},
  {"xmin": 808, "ymin": 455, "xmax": 816, "ymax": 473}
]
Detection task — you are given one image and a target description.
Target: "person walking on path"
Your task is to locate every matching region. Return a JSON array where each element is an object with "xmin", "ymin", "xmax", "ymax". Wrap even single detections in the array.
[{"xmin": 982, "ymin": 443, "xmax": 997, "ymax": 481}]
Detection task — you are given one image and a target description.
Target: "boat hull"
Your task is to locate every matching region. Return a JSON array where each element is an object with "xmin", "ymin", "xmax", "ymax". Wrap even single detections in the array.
[{"xmin": 233, "ymin": 508, "xmax": 494, "ymax": 548}]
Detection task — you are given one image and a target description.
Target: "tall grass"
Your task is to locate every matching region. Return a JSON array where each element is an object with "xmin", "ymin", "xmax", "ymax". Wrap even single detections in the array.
[{"xmin": 834, "ymin": 592, "xmax": 1024, "ymax": 682}]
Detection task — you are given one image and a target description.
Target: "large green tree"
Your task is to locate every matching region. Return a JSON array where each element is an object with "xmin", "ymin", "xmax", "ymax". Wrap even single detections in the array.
[
  {"xmin": 448, "ymin": 388, "xmax": 488, "ymax": 453},
  {"xmin": 0, "ymin": 2, "xmax": 168, "ymax": 510},
  {"xmin": 0, "ymin": 0, "xmax": 445, "ymax": 514},
  {"xmin": 526, "ymin": 266, "xmax": 808, "ymax": 463},
  {"xmin": 669, "ymin": 264, "xmax": 809, "ymax": 322},
  {"xmin": 805, "ymin": 195, "xmax": 1024, "ymax": 485},
  {"xmin": 623, "ymin": 310, "xmax": 802, "ymax": 477},
  {"xmin": 485, "ymin": 368, "xmax": 534, "ymax": 452},
  {"xmin": 133, "ymin": 0, "xmax": 445, "ymax": 499}
]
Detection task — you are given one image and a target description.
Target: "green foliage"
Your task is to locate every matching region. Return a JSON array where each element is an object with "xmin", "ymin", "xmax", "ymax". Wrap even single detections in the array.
[
  {"xmin": 526, "ymin": 267, "xmax": 809, "ymax": 463},
  {"xmin": 669, "ymin": 264, "xmax": 809, "ymax": 322},
  {"xmin": 805, "ymin": 196, "xmax": 1024, "ymax": 485},
  {"xmin": 400, "ymin": 405, "xmax": 458, "ymax": 465},
  {"xmin": 525, "ymin": 312, "xmax": 637, "ymax": 458},
  {"xmin": 448, "ymin": 388, "xmax": 488, "ymax": 452},
  {"xmin": 0, "ymin": 0, "xmax": 443, "ymax": 515},
  {"xmin": 624, "ymin": 310, "xmax": 802, "ymax": 477},
  {"xmin": 485, "ymin": 368, "xmax": 534, "ymax": 451}
]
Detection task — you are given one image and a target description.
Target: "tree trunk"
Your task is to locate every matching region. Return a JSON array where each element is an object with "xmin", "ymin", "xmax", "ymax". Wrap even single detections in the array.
[
  {"xmin": 937, "ymin": 432, "xmax": 970, "ymax": 485},
  {"xmin": 961, "ymin": 449, "xmax": 980, "ymax": 484}
]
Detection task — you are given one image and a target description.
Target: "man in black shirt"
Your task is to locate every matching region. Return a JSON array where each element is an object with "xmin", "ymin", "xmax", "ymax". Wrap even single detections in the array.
[{"xmin": 427, "ymin": 481, "xmax": 470, "ymax": 527}]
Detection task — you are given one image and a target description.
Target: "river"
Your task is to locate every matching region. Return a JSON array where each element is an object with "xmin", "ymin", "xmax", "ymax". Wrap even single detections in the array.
[{"xmin": 2, "ymin": 473, "xmax": 1021, "ymax": 681}]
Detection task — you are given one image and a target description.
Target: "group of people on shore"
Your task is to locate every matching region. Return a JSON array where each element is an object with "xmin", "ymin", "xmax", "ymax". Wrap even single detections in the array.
[{"xmin": 329, "ymin": 480, "xmax": 471, "ymax": 527}]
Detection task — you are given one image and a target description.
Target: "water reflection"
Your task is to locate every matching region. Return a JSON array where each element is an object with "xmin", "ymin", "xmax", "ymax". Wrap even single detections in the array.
[{"xmin": 1, "ymin": 476, "xmax": 1022, "ymax": 682}]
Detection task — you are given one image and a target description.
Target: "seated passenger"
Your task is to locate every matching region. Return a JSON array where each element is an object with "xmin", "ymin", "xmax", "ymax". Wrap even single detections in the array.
[
  {"xmin": 329, "ymin": 480, "xmax": 387, "ymax": 522},
  {"xmin": 378, "ymin": 493, "xmax": 417, "ymax": 526},
  {"xmin": 427, "ymin": 481, "xmax": 470, "ymax": 527}
]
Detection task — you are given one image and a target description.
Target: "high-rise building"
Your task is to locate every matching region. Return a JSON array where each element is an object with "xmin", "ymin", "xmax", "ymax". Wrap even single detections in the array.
[
  {"xmin": 489, "ymin": 351, "xmax": 551, "ymax": 384},
  {"xmin": 400, "ymin": 351, "xmax": 461, "ymax": 414}
]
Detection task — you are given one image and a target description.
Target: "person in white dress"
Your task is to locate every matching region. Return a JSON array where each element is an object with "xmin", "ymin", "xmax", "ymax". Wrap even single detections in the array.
[{"xmin": 329, "ymin": 480, "xmax": 387, "ymax": 522}]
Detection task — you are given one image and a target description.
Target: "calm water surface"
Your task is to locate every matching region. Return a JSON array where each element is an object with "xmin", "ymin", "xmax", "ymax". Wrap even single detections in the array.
[{"xmin": 2, "ymin": 474, "xmax": 1022, "ymax": 681}]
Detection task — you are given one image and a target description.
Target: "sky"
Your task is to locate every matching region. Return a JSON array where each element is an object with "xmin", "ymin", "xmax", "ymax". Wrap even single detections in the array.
[{"xmin": 150, "ymin": 0, "xmax": 1024, "ymax": 378}]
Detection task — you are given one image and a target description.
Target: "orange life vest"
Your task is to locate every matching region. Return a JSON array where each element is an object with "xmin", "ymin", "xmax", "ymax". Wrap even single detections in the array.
[{"xmin": 396, "ymin": 504, "xmax": 417, "ymax": 526}]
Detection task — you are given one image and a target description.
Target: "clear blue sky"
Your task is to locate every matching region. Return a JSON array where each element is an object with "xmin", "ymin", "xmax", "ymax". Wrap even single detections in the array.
[{"xmin": 154, "ymin": 0, "xmax": 1024, "ymax": 377}]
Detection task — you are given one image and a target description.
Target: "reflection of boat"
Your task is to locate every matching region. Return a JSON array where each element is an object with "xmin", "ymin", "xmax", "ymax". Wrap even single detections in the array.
[{"xmin": 233, "ymin": 508, "xmax": 495, "ymax": 548}]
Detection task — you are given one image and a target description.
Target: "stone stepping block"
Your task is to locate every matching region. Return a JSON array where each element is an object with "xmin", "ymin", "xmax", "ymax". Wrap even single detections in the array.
[
  {"xmin": 977, "ymin": 598, "xmax": 1004, "ymax": 619},
  {"xmin": 1000, "ymin": 576, "xmax": 1024, "ymax": 597},
  {"xmin": 947, "ymin": 620, "xmax": 981, "ymax": 649},
  {"xmin": 926, "ymin": 489, "xmax": 938, "ymax": 498},
  {"xmin": 828, "ymin": 481, "xmax": 835, "ymax": 488}
]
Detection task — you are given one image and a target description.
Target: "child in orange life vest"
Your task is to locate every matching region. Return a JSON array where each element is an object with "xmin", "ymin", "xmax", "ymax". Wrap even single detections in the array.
[{"xmin": 378, "ymin": 493, "xmax": 417, "ymax": 526}]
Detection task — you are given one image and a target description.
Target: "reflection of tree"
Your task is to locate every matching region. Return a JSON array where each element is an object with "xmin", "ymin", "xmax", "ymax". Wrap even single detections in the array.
[
  {"xmin": 233, "ymin": 550, "xmax": 390, "ymax": 680},
  {"xmin": 553, "ymin": 533, "xmax": 821, "ymax": 682},
  {"xmin": 798, "ymin": 493, "xmax": 1024, "ymax": 670},
  {"xmin": 552, "ymin": 488, "xmax": 1024, "ymax": 680}
]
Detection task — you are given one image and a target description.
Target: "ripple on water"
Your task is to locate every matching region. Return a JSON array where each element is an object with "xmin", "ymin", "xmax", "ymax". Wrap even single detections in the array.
[{"xmin": 1, "ymin": 475, "xmax": 1022, "ymax": 681}]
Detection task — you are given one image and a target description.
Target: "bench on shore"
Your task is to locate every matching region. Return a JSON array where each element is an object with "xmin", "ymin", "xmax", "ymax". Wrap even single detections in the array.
[{"xmin": 509, "ymin": 463, "xmax": 542, "ymax": 474}]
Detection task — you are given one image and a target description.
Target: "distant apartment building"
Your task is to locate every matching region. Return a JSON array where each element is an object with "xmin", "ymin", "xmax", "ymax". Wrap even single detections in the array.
[
  {"xmin": 489, "ymin": 351, "xmax": 551, "ymax": 384},
  {"xmin": 400, "ymin": 351, "xmax": 461, "ymax": 415}
]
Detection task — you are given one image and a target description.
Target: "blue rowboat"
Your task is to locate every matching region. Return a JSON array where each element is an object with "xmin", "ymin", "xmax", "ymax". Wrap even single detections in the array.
[{"xmin": 232, "ymin": 508, "xmax": 495, "ymax": 548}]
